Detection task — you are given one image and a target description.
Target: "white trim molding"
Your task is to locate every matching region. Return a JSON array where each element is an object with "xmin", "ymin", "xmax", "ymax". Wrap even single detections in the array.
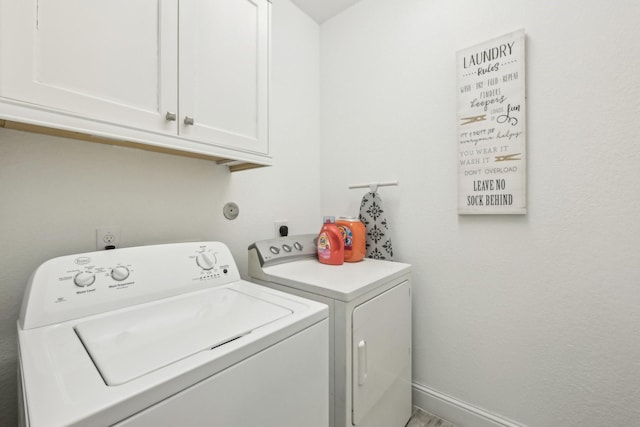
[{"xmin": 412, "ymin": 382, "xmax": 527, "ymax": 427}]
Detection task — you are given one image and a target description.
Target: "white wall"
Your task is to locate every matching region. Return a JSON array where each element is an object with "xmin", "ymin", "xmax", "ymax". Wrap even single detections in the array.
[
  {"xmin": 0, "ymin": 1, "xmax": 320, "ymax": 425},
  {"xmin": 320, "ymin": 0, "xmax": 640, "ymax": 426},
  {"xmin": 4, "ymin": 1, "xmax": 640, "ymax": 426}
]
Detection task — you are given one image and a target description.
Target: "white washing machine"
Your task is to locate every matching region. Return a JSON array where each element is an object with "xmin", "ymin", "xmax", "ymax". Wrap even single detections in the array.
[
  {"xmin": 248, "ymin": 234, "xmax": 412, "ymax": 427},
  {"xmin": 17, "ymin": 241, "xmax": 328, "ymax": 427}
]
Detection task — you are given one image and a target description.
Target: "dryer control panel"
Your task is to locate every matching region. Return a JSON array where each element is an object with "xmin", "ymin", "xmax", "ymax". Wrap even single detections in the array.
[
  {"xmin": 19, "ymin": 242, "xmax": 241, "ymax": 329},
  {"xmin": 248, "ymin": 234, "xmax": 317, "ymax": 267}
]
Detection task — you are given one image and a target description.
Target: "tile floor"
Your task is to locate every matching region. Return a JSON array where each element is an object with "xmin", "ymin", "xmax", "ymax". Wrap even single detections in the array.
[{"xmin": 406, "ymin": 408, "xmax": 458, "ymax": 427}]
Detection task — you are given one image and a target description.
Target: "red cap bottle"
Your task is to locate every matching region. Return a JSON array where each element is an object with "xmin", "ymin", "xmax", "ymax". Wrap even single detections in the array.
[
  {"xmin": 317, "ymin": 216, "xmax": 344, "ymax": 265},
  {"xmin": 336, "ymin": 217, "xmax": 366, "ymax": 262}
]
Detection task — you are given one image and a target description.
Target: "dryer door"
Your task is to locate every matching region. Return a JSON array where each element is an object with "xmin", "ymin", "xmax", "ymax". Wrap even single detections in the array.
[{"xmin": 352, "ymin": 280, "xmax": 411, "ymax": 426}]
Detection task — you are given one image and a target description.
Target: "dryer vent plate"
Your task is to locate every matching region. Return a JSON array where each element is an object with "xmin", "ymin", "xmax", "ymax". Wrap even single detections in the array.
[{"xmin": 223, "ymin": 202, "xmax": 239, "ymax": 220}]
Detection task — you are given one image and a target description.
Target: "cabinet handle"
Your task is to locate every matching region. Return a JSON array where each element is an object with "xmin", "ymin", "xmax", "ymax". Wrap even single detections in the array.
[
  {"xmin": 165, "ymin": 112, "xmax": 177, "ymax": 121},
  {"xmin": 357, "ymin": 340, "xmax": 367, "ymax": 385},
  {"xmin": 184, "ymin": 116, "xmax": 195, "ymax": 125}
]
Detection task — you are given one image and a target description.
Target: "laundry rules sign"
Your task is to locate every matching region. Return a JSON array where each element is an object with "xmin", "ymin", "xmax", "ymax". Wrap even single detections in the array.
[{"xmin": 457, "ymin": 29, "xmax": 526, "ymax": 215}]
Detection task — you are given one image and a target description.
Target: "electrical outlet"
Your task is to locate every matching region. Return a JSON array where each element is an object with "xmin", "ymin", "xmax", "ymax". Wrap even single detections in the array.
[
  {"xmin": 274, "ymin": 220, "xmax": 289, "ymax": 238},
  {"xmin": 96, "ymin": 226, "xmax": 121, "ymax": 250}
]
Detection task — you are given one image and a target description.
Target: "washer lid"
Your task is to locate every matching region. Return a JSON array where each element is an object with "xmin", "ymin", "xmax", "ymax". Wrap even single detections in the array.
[{"xmin": 75, "ymin": 287, "xmax": 292, "ymax": 386}]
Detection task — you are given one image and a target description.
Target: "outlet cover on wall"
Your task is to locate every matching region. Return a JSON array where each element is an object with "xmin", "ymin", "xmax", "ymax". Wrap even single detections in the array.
[
  {"xmin": 96, "ymin": 226, "xmax": 121, "ymax": 250},
  {"xmin": 274, "ymin": 220, "xmax": 289, "ymax": 238}
]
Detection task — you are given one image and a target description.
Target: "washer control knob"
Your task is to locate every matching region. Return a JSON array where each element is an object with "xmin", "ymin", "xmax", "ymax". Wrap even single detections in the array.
[
  {"xmin": 110, "ymin": 266, "xmax": 130, "ymax": 281},
  {"xmin": 282, "ymin": 244, "xmax": 292, "ymax": 252},
  {"xmin": 269, "ymin": 246, "xmax": 280, "ymax": 255},
  {"xmin": 74, "ymin": 271, "xmax": 96, "ymax": 287},
  {"xmin": 294, "ymin": 242, "xmax": 303, "ymax": 251},
  {"xmin": 196, "ymin": 252, "xmax": 216, "ymax": 270}
]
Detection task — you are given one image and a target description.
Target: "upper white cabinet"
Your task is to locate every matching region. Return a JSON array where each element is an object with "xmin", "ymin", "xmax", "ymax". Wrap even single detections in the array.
[
  {"xmin": 180, "ymin": 0, "xmax": 269, "ymax": 154},
  {"xmin": 0, "ymin": 0, "xmax": 270, "ymax": 167},
  {"xmin": 0, "ymin": 0, "xmax": 179, "ymax": 133}
]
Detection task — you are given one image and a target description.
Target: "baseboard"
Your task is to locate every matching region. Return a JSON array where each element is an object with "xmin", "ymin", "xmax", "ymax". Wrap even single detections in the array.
[{"xmin": 412, "ymin": 382, "xmax": 526, "ymax": 427}]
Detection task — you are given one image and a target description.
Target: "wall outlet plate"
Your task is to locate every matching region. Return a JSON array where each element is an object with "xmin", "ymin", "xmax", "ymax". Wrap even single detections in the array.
[
  {"xmin": 274, "ymin": 220, "xmax": 289, "ymax": 238},
  {"xmin": 96, "ymin": 226, "xmax": 121, "ymax": 250}
]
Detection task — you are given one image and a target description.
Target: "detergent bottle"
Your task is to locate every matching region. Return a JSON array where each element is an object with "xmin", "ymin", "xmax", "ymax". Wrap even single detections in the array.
[
  {"xmin": 317, "ymin": 216, "xmax": 344, "ymax": 265},
  {"xmin": 336, "ymin": 217, "xmax": 366, "ymax": 262}
]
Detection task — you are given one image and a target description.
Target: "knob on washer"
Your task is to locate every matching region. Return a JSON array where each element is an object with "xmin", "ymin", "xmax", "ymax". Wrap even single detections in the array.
[
  {"xmin": 74, "ymin": 271, "xmax": 96, "ymax": 287},
  {"xmin": 110, "ymin": 266, "xmax": 130, "ymax": 281},
  {"xmin": 196, "ymin": 252, "xmax": 216, "ymax": 270}
]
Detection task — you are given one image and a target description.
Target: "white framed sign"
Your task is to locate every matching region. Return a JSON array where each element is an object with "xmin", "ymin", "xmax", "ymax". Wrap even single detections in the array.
[{"xmin": 457, "ymin": 29, "xmax": 526, "ymax": 215}]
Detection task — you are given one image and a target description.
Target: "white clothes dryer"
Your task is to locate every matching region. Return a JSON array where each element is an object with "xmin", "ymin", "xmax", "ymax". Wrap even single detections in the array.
[
  {"xmin": 17, "ymin": 241, "xmax": 328, "ymax": 427},
  {"xmin": 249, "ymin": 234, "xmax": 412, "ymax": 427}
]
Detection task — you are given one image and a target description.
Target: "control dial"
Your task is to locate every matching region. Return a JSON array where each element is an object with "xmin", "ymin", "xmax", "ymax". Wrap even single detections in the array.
[
  {"xmin": 74, "ymin": 271, "xmax": 96, "ymax": 287},
  {"xmin": 196, "ymin": 252, "xmax": 217, "ymax": 270},
  {"xmin": 110, "ymin": 266, "xmax": 130, "ymax": 281}
]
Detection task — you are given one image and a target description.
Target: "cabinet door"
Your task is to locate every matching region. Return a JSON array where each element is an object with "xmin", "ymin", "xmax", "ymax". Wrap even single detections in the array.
[
  {"xmin": 352, "ymin": 281, "xmax": 412, "ymax": 426},
  {"xmin": 179, "ymin": 0, "xmax": 269, "ymax": 154},
  {"xmin": 0, "ymin": 0, "xmax": 178, "ymax": 134}
]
